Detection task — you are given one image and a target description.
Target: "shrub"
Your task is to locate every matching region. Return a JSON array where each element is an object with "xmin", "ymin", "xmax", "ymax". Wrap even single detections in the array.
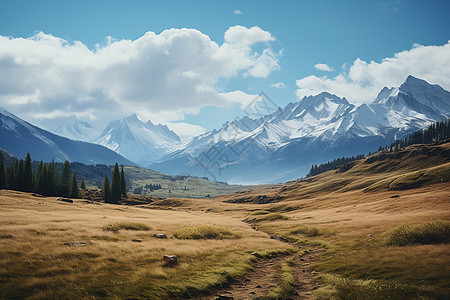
[
  {"xmin": 254, "ymin": 213, "xmax": 289, "ymax": 222},
  {"xmin": 173, "ymin": 225, "xmax": 241, "ymax": 239},
  {"xmin": 250, "ymin": 210, "xmax": 271, "ymax": 215},
  {"xmin": 386, "ymin": 219, "xmax": 450, "ymax": 246},
  {"xmin": 288, "ymin": 225, "xmax": 335, "ymax": 237},
  {"xmin": 102, "ymin": 222, "xmax": 151, "ymax": 233}
]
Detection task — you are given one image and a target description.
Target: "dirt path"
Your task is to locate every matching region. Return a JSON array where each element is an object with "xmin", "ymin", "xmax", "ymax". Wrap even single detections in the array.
[
  {"xmin": 197, "ymin": 228, "xmax": 324, "ymax": 300},
  {"xmin": 197, "ymin": 255, "xmax": 288, "ymax": 300}
]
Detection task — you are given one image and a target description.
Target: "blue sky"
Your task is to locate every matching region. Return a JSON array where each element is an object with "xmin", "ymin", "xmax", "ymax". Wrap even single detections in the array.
[{"xmin": 0, "ymin": 0, "xmax": 449, "ymax": 138}]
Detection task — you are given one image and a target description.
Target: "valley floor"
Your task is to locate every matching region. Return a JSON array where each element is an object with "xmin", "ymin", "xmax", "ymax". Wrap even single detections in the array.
[{"xmin": 1, "ymin": 181, "xmax": 449, "ymax": 299}]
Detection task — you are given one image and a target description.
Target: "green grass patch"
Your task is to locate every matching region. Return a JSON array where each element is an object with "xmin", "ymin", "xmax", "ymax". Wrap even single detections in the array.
[
  {"xmin": 258, "ymin": 257, "xmax": 296, "ymax": 300},
  {"xmin": 288, "ymin": 225, "xmax": 336, "ymax": 237},
  {"xmin": 254, "ymin": 213, "xmax": 289, "ymax": 222},
  {"xmin": 386, "ymin": 219, "xmax": 450, "ymax": 246},
  {"xmin": 314, "ymin": 273, "xmax": 439, "ymax": 300},
  {"xmin": 250, "ymin": 210, "xmax": 271, "ymax": 215},
  {"xmin": 101, "ymin": 222, "xmax": 151, "ymax": 233},
  {"xmin": 173, "ymin": 225, "xmax": 241, "ymax": 240}
]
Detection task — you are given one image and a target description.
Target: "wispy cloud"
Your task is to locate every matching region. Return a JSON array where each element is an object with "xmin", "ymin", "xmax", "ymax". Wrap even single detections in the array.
[
  {"xmin": 314, "ymin": 63, "xmax": 334, "ymax": 72},
  {"xmin": 271, "ymin": 82, "xmax": 286, "ymax": 88},
  {"xmin": 297, "ymin": 41, "xmax": 450, "ymax": 105},
  {"xmin": 234, "ymin": 9, "xmax": 242, "ymax": 15}
]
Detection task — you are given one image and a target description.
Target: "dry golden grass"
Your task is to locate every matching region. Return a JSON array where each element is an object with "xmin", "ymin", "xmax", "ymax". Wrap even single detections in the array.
[
  {"xmin": 173, "ymin": 225, "xmax": 241, "ymax": 239},
  {"xmin": 1, "ymin": 142, "xmax": 449, "ymax": 299},
  {"xmin": 0, "ymin": 190, "xmax": 290, "ymax": 299}
]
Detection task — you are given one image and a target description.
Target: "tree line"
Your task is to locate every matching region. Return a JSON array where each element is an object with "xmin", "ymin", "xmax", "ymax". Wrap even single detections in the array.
[
  {"xmin": 306, "ymin": 118, "xmax": 450, "ymax": 177},
  {"xmin": 101, "ymin": 163, "xmax": 126, "ymax": 203},
  {"xmin": 307, "ymin": 154, "xmax": 366, "ymax": 177},
  {"xmin": 0, "ymin": 153, "xmax": 80, "ymax": 198},
  {"xmin": 380, "ymin": 118, "xmax": 450, "ymax": 152},
  {"xmin": 0, "ymin": 153, "xmax": 127, "ymax": 203}
]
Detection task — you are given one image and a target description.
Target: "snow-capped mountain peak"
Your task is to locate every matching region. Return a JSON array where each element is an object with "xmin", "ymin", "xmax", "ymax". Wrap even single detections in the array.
[
  {"xmin": 151, "ymin": 75, "xmax": 450, "ymax": 184},
  {"xmin": 53, "ymin": 120, "xmax": 97, "ymax": 142},
  {"xmin": 95, "ymin": 114, "xmax": 181, "ymax": 166}
]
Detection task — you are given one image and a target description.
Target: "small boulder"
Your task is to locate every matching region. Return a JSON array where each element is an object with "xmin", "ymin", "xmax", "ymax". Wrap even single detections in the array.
[
  {"xmin": 215, "ymin": 295, "xmax": 234, "ymax": 300},
  {"xmin": 57, "ymin": 197, "xmax": 73, "ymax": 203},
  {"xmin": 132, "ymin": 239, "xmax": 142, "ymax": 243},
  {"xmin": 163, "ymin": 255, "xmax": 178, "ymax": 266},
  {"xmin": 154, "ymin": 233, "xmax": 167, "ymax": 239},
  {"xmin": 63, "ymin": 241, "xmax": 91, "ymax": 247}
]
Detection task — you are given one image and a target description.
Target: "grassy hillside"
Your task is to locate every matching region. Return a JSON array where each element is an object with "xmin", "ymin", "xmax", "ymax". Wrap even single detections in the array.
[
  {"xmin": 1, "ymin": 141, "xmax": 449, "ymax": 299},
  {"xmin": 124, "ymin": 166, "xmax": 248, "ymax": 198}
]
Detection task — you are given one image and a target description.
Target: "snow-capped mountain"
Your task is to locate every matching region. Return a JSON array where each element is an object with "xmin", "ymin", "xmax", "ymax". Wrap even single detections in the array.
[
  {"xmin": 0, "ymin": 107, "xmax": 136, "ymax": 166},
  {"xmin": 53, "ymin": 120, "xmax": 98, "ymax": 142},
  {"xmin": 151, "ymin": 76, "xmax": 450, "ymax": 184},
  {"xmin": 95, "ymin": 114, "xmax": 181, "ymax": 167}
]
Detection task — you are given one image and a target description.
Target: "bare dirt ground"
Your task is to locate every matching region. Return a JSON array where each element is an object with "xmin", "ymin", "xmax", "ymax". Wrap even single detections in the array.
[{"xmin": 197, "ymin": 225, "xmax": 324, "ymax": 300}]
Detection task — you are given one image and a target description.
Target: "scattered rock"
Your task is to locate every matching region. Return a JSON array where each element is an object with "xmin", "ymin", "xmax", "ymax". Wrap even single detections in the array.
[
  {"xmin": 245, "ymin": 278, "xmax": 251, "ymax": 282},
  {"xmin": 153, "ymin": 233, "xmax": 167, "ymax": 239},
  {"xmin": 249, "ymin": 291, "xmax": 256, "ymax": 294},
  {"xmin": 300, "ymin": 258, "xmax": 306, "ymax": 261},
  {"xmin": 63, "ymin": 241, "xmax": 91, "ymax": 247},
  {"xmin": 132, "ymin": 239, "xmax": 142, "ymax": 242},
  {"xmin": 302, "ymin": 269, "xmax": 306, "ymax": 273},
  {"xmin": 163, "ymin": 255, "xmax": 178, "ymax": 266},
  {"xmin": 57, "ymin": 197, "xmax": 73, "ymax": 203},
  {"xmin": 255, "ymin": 284, "xmax": 261, "ymax": 288},
  {"xmin": 366, "ymin": 234, "xmax": 372, "ymax": 237},
  {"xmin": 391, "ymin": 195, "xmax": 400, "ymax": 198},
  {"xmin": 251, "ymin": 252, "xmax": 262, "ymax": 258},
  {"xmin": 215, "ymin": 295, "xmax": 234, "ymax": 300},
  {"xmin": 32, "ymin": 193, "xmax": 45, "ymax": 197}
]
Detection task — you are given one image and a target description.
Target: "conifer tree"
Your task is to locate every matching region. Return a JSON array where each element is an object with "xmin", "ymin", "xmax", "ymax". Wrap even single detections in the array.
[
  {"xmin": 24, "ymin": 153, "xmax": 33, "ymax": 192},
  {"xmin": 80, "ymin": 179, "xmax": 86, "ymax": 189},
  {"xmin": 0, "ymin": 153, "xmax": 6, "ymax": 189},
  {"xmin": 102, "ymin": 173, "xmax": 112, "ymax": 203},
  {"xmin": 70, "ymin": 173, "xmax": 79, "ymax": 198},
  {"xmin": 120, "ymin": 165, "xmax": 126, "ymax": 195},
  {"xmin": 111, "ymin": 163, "xmax": 121, "ymax": 203},
  {"xmin": 61, "ymin": 161, "xmax": 71, "ymax": 197}
]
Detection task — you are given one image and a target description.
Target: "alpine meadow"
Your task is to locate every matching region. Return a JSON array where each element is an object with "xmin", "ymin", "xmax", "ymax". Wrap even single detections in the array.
[{"xmin": 0, "ymin": 1, "xmax": 449, "ymax": 299}]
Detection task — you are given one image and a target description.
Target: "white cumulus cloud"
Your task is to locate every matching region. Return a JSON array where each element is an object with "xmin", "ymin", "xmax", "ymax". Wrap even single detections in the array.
[
  {"xmin": 314, "ymin": 63, "xmax": 334, "ymax": 72},
  {"xmin": 297, "ymin": 41, "xmax": 450, "ymax": 104},
  {"xmin": 0, "ymin": 27, "xmax": 280, "ymax": 137},
  {"xmin": 224, "ymin": 25, "xmax": 275, "ymax": 46},
  {"xmin": 234, "ymin": 9, "xmax": 242, "ymax": 15}
]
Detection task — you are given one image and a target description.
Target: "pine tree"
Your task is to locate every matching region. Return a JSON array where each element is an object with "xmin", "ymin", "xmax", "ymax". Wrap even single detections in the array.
[
  {"xmin": 80, "ymin": 179, "xmax": 86, "ymax": 189},
  {"xmin": 120, "ymin": 165, "xmax": 126, "ymax": 195},
  {"xmin": 61, "ymin": 161, "xmax": 71, "ymax": 197},
  {"xmin": 102, "ymin": 173, "xmax": 112, "ymax": 203},
  {"xmin": 24, "ymin": 153, "xmax": 33, "ymax": 192},
  {"xmin": 111, "ymin": 163, "xmax": 121, "ymax": 203},
  {"xmin": 0, "ymin": 153, "xmax": 6, "ymax": 189},
  {"xmin": 70, "ymin": 173, "xmax": 79, "ymax": 198}
]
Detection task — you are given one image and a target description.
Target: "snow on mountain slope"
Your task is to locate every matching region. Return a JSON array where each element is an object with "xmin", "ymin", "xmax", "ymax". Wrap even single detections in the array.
[
  {"xmin": 95, "ymin": 114, "xmax": 181, "ymax": 167},
  {"xmin": 152, "ymin": 76, "xmax": 450, "ymax": 183},
  {"xmin": 53, "ymin": 120, "xmax": 98, "ymax": 142},
  {"xmin": 0, "ymin": 107, "xmax": 136, "ymax": 166}
]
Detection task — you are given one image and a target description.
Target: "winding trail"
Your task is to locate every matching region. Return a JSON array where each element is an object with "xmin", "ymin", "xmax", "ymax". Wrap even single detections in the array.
[{"xmin": 198, "ymin": 223, "xmax": 324, "ymax": 300}]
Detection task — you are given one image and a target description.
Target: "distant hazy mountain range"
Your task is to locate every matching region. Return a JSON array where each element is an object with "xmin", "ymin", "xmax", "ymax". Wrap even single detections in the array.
[
  {"xmin": 150, "ymin": 76, "xmax": 450, "ymax": 183},
  {"xmin": 0, "ymin": 107, "xmax": 135, "ymax": 166},
  {"xmin": 2, "ymin": 75, "xmax": 449, "ymax": 184}
]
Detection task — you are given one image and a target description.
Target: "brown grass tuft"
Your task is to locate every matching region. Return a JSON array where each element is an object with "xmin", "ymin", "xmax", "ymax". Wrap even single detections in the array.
[
  {"xmin": 386, "ymin": 219, "xmax": 450, "ymax": 246},
  {"xmin": 173, "ymin": 225, "xmax": 241, "ymax": 239},
  {"xmin": 101, "ymin": 222, "xmax": 151, "ymax": 232}
]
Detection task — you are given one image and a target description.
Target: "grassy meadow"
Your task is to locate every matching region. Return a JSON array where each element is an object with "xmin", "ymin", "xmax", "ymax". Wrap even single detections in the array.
[{"xmin": 0, "ymin": 190, "xmax": 291, "ymax": 299}]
